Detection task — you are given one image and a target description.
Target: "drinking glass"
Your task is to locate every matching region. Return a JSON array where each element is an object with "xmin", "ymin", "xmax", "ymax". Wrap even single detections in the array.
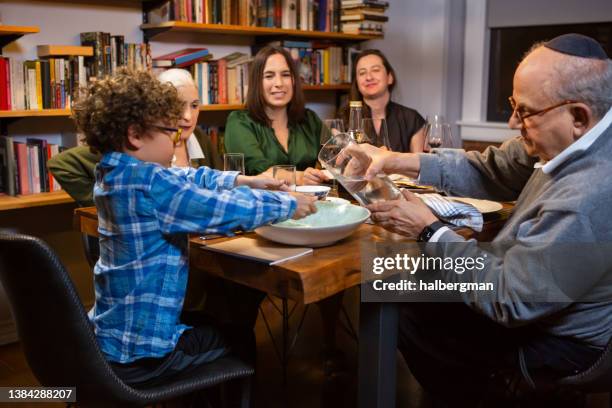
[
  {"xmin": 320, "ymin": 119, "xmax": 345, "ymax": 147},
  {"xmin": 318, "ymin": 132, "xmax": 403, "ymax": 206},
  {"xmin": 320, "ymin": 119, "xmax": 345, "ymax": 196},
  {"xmin": 223, "ymin": 153, "xmax": 245, "ymax": 174},
  {"xmin": 424, "ymin": 123, "xmax": 452, "ymax": 151},
  {"xmin": 272, "ymin": 165, "xmax": 296, "ymax": 191},
  {"xmin": 362, "ymin": 118, "xmax": 391, "ymax": 150}
]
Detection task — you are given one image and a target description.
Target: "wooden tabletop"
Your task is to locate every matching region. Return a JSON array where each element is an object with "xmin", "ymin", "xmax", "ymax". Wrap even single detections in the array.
[{"xmin": 74, "ymin": 202, "xmax": 512, "ymax": 304}]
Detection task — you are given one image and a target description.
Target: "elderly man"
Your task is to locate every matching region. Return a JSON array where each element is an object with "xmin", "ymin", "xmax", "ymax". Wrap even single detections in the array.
[{"xmin": 352, "ymin": 34, "xmax": 612, "ymax": 404}]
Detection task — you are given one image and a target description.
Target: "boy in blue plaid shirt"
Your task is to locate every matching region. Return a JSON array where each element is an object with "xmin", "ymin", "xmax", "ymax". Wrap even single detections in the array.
[{"xmin": 72, "ymin": 68, "xmax": 317, "ymax": 383}]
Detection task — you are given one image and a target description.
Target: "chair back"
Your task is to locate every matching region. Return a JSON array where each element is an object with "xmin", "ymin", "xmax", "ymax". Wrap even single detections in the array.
[
  {"xmin": 557, "ymin": 337, "xmax": 612, "ymax": 391},
  {"xmin": 0, "ymin": 233, "xmax": 136, "ymax": 403}
]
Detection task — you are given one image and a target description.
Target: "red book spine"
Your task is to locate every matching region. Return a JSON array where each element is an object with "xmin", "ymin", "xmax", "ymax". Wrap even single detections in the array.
[
  {"xmin": 15, "ymin": 143, "xmax": 30, "ymax": 195},
  {"xmin": 217, "ymin": 58, "xmax": 227, "ymax": 104}
]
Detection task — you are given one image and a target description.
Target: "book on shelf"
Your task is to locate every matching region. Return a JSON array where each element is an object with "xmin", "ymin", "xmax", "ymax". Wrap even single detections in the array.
[
  {"xmin": 340, "ymin": 13, "xmax": 387, "ymax": 21},
  {"xmin": 0, "ymin": 136, "xmax": 17, "ymax": 196},
  {"xmin": 202, "ymin": 236, "xmax": 313, "ymax": 265},
  {"xmin": 153, "ymin": 48, "xmax": 211, "ymax": 68}
]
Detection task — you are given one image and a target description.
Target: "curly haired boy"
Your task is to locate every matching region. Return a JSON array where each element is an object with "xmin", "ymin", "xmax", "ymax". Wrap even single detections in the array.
[{"xmin": 72, "ymin": 68, "xmax": 316, "ymax": 383}]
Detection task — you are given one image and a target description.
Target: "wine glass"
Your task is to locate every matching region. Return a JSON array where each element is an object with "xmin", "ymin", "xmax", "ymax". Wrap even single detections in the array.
[
  {"xmin": 362, "ymin": 118, "xmax": 391, "ymax": 150},
  {"xmin": 320, "ymin": 119, "xmax": 345, "ymax": 196},
  {"xmin": 424, "ymin": 123, "xmax": 452, "ymax": 151},
  {"xmin": 320, "ymin": 119, "xmax": 345, "ymax": 147}
]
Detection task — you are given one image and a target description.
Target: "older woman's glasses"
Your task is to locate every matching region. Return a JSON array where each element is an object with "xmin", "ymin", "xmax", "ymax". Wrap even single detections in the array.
[
  {"xmin": 508, "ymin": 96, "xmax": 578, "ymax": 125},
  {"xmin": 151, "ymin": 125, "xmax": 182, "ymax": 144}
]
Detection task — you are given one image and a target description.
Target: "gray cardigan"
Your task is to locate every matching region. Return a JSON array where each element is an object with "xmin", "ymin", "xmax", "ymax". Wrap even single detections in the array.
[{"xmin": 418, "ymin": 127, "xmax": 612, "ymax": 348}]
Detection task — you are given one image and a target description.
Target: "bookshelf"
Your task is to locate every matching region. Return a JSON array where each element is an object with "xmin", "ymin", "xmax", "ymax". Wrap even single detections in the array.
[
  {"xmin": 141, "ymin": 21, "xmax": 382, "ymax": 42},
  {"xmin": 0, "ymin": 191, "xmax": 73, "ymax": 211},
  {"xmin": 0, "ymin": 25, "xmax": 40, "ymax": 49},
  {"xmin": 37, "ymin": 45, "xmax": 94, "ymax": 57}
]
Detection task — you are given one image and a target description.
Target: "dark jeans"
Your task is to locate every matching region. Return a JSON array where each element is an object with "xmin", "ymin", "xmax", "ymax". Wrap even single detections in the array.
[
  {"xmin": 111, "ymin": 311, "xmax": 254, "ymax": 385},
  {"xmin": 398, "ymin": 302, "xmax": 602, "ymax": 405}
]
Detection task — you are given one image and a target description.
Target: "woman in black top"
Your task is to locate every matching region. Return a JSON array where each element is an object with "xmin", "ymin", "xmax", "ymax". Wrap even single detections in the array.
[{"xmin": 345, "ymin": 49, "xmax": 426, "ymax": 152}]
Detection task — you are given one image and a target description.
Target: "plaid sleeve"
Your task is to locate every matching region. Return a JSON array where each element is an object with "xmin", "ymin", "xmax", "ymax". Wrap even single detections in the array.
[
  {"xmin": 150, "ymin": 167, "xmax": 296, "ymax": 235},
  {"xmin": 168, "ymin": 166, "xmax": 238, "ymax": 190}
]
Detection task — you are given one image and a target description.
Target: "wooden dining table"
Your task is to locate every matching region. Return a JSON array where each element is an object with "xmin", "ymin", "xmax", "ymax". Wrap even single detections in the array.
[{"xmin": 74, "ymin": 203, "xmax": 512, "ymax": 408}]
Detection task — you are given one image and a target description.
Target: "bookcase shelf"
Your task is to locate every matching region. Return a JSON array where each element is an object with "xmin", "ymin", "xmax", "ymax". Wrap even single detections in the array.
[
  {"xmin": 0, "ymin": 84, "xmax": 349, "ymax": 117},
  {"xmin": 37, "ymin": 45, "xmax": 94, "ymax": 57},
  {"xmin": 0, "ymin": 191, "xmax": 73, "ymax": 211},
  {"xmin": 0, "ymin": 25, "xmax": 40, "ymax": 49},
  {"xmin": 0, "ymin": 109, "xmax": 72, "ymax": 118},
  {"xmin": 141, "ymin": 21, "xmax": 382, "ymax": 42}
]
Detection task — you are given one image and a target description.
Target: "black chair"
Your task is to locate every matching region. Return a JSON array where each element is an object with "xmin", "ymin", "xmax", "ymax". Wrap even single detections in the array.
[
  {"xmin": 0, "ymin": 233, "xmax": 253, "ymax": 407},
  {"xmin": 557, "ymin": 337, "xmax": 612, "ymax": 406}
]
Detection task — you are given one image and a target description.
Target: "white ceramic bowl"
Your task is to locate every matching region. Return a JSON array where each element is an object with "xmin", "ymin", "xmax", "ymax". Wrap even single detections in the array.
[
  {"xmin": 295, "ymin": 185, "xmax": 331, "ymax": 200},
  {"xmin": 255, "ymin": 200, "xmax": 370, "ymax": 247}
]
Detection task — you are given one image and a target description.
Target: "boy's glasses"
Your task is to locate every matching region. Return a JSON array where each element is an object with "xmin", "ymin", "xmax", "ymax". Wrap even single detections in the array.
[
  {"xmin": 508, "ymin": 96, "xmax": 578, "ymax": 126},
  {"xmin": 151, "ymin": 125, "xmax": 182, "ymax": 144}
]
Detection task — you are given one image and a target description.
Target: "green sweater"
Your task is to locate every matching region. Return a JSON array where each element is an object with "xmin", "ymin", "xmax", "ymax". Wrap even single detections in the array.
[
  {"xmin": 47, "ymin": 128, "xmax": 222, "ymax": 206},
  {"xmin": 224, "ymin": 109, "xmax": 322, "ymax": 175}
]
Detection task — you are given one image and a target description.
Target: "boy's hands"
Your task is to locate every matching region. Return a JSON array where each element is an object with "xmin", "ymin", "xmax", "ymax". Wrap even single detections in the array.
[
  {"xmin": 235, "ymin": 174, "xmax": 317, "ymax": 219},
  {"xmin": 236, "ymin": 174, "xmax": 288, "ymax": 190},
  {"xmin": 288, "ymin": 192, "xmax": 318, "ymax": 219}
]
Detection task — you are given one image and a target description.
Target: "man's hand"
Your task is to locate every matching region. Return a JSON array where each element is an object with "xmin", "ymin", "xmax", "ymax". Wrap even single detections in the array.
[
  {"xmin": 367, "ymin": 190, "xmax": 438, "ymax": 238},
  {"xmin": 288, "ymin": 192, "xmax": 318, "ymax": 219},
  {"xmin": 236, "ymin": 174, "xmax": 287, "ymax": 190},
  {"xmin": 302, "ymin": 167, "xmax": 330, "ymax": 185},
  {"xmin": 342, "ymin": 144, "xmax": 421, "ymax": 180}
]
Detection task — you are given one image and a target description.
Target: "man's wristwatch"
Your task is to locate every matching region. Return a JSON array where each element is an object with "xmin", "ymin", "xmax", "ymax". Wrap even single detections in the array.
[{"xmin": 417, "ymin": 221, "xmax": 446, "ymax": 242}]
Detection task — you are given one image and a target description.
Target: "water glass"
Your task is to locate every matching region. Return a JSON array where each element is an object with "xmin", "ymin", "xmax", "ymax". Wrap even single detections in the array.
[
  {"xmin": 272, "ymin": 165, "xmax": 296, "ymax": 191},
  {"xmin": 318, "ymin": 132, "xmax": 403, "ymax": 206},
  {"xmin": 223, "ymin": 153, "xmax": 245, "ymax": 174},
  {"xmin": 362, "ymin": 118, "xmax": 391, "ymax": 150}
]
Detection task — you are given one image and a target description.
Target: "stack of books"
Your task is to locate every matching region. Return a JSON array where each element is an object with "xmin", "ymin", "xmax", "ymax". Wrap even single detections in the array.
[
  {"xmin": 152, "ymin": 48, "xmax": 211, "ymax": 68},
  {"xmin": 341, "ymin": 0, "xmax": 388, "ymax": 35}
]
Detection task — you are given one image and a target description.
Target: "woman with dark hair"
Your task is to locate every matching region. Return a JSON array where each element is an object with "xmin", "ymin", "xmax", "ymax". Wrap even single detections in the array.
[
  {"xmin": 346, "ymin": 49, "xmax": 426, "ymax": 152},
  {"xmin": 225, "ymin": 45, "xmax": 327, "ymax": 185}
]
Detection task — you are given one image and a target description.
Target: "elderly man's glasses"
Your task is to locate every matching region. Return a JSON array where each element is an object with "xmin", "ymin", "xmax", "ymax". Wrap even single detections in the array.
[
  {"xmin": 508, "ymin": 97, "xmax": 578, "ymax": 125},
  {"xmin": 150, "ymin": 125, "xmax": 182, "ymax": 144}
]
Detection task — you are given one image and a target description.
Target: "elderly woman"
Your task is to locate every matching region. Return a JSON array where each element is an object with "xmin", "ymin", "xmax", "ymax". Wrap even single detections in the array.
[{"xmin": 48, "ymin": 68, "xmax": 221, "ymax": 206}]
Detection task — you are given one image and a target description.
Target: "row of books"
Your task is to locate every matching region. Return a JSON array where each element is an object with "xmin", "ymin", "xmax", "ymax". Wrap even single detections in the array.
[
  {"xmin": 187, "ymin": 52, "xmax": 252, "ymax": 105},
  {"xmin": 260, "ymin": 40, "xmax": 357, "ymax": 85},
  {"xmin": 0, "ymin": 137, "xmax": 63, "ymax": 197},
  {"xmin": 0, "ymin": 56, "xmax": 86, "ymax": 111},
  {"xmin": 341, "ymin": 0, "xmax": 388, "ymax": 35},
  {"xmin": 147, "ymin": 0, "xmax": 343, "ymax": 32},
  {"xmin": 80, "ymin": 32, "xmax": 151, "ymax": 80}
]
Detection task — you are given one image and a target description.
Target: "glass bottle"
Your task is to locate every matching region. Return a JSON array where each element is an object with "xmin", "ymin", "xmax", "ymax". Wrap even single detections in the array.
[{"xmin": 347, "ymin": 101, "xmax": 367, "ymax": 143}]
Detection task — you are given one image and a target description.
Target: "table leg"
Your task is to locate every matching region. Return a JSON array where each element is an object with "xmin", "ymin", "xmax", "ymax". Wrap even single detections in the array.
[{"xmin": 358, "ymin": 301, "xmax": 399, "ymax": 408}]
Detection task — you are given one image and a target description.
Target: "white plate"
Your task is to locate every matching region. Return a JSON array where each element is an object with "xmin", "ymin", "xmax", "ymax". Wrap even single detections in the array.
[{"xmin": 447, "ymin": 197, "xmax": 503, "ymax": 214}]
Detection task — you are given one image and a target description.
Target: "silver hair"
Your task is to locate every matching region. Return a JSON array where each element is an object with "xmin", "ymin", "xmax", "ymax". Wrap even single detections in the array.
[
  {"xmin": 524, "ymin": 43, "xmax": 612, "ymax": 120},
  {"xmin": 157, "ymin": 68, "xmax": 197, "ymax": 90}
]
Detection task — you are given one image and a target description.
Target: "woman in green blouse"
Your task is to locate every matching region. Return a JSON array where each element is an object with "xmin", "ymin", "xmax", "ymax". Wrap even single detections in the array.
[{"xmin": 225, "ymin": 46, "xmax": 328, "ymax": 185}]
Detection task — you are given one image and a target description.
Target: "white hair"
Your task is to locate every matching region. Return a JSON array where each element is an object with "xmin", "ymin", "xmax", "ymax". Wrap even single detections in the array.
[{"xmin": 157, "ymin": 68, "xmax": 197, "ymax": 90}]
